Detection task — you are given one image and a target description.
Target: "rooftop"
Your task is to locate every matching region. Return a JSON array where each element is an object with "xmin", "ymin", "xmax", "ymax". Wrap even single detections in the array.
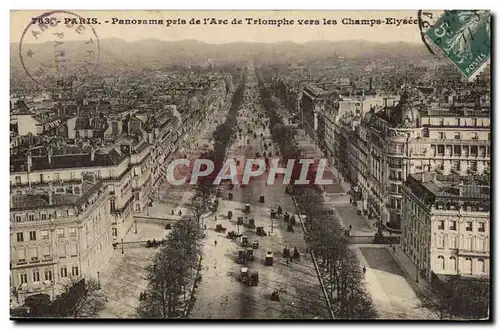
[
  {"xmin": 407, "ymin": 172, "xmax": 490, "ymax": 201},
  {"xmin": 10, "ymin": 179, "xmax": 105, "ymax": 211}
]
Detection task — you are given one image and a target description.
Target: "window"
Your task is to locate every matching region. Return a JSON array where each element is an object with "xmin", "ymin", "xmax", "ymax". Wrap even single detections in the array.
[
  {"xmin": 60, "ymin": 267, "xmax": 68, "ymax": 278},
  {"xmin": 452, "ymin": 160, "xmax": 461, "ymax": 171},
  {"xmin": 478, "ymin": 222, "xmax": 485, "ymax": 232},
  {"xmin": 72, "ymin": 266, "xmax": 79, "ymax": 276},
  {"xmin": 463, "ymin": 237, "xmax": 472, "ymax": 250},
  {"xmin": 41, "ymin": 230, "xmax": 49, "ymax": 240},
  {"xmin": 17, "ymin": 249, "xmax": 26, "ymax": 263},
  {"xmin": 112, "ymin": 228, "xmax": 117, "ymax": 237},
  {"xmin": 449, "ymin": 221, "xmax": 457, "ymax": 231},
  {"xmin": 69, "ymin": 242, "xmax": 78, "ymax": 256},
  {"xmin": 449, "ymin": 236, "xmax": 457, "ymax": 249},
  {"xmin": 438, "ymin": 132, "xmax": 444, "ymax": 139},
  {"xmin": 110, "ymin": 200, "xmax": 116, "ymax": 213},
  {"xmin": 69, "ymin": 227, "xmax": 77, "ymax": 237},
  {"xmin": 16, "ymin": 232, "xmax": 24, "ymax": 242},
  {"xmin": 471, "ymin": 132, "xmax": 478, "ymax": 139},
  {"xmin": 464, "ymin": 258, "xmax": 472, "ymax": 274},
  {"xmin": 454, "ymin": 132, "xmax": 461, "ymax": 139},
  {"xmin": 30, "ymin": 247, "xmax": 38, "ymax": 261},
  {"xmin": 15, "ymin": 176, "xmax": 21, "ymax": 185},
  {"xmin": 470, "ymin": 161, "xmax": 478, "ymax": 171},
  {"xmin": 438, "ymin": 118, "xmax": 444, "ymax": 126},
  {"xmin": 15, "ymin": 214, "xmax": 22, "ymax": 223},
  {"xmin": 44, "ymin": 270, "xmax": 52, "ymax": 281},
  {"xmin": 28, "ymin": 214, "xmax": 35, "ymax": 222},
  {"xmin": 449, "ymin": 257, "xmax": 457, "ymax": 271},
  {"xmin": 477, "ymin": 259, "xmax": 485, "ymax": 273},
  {"xmin": 33, "ymin": 271, "xmax": 40, "ymax": 282},
  {"xmin": 453, "ymin": 145, "xmax": 461, "ymax": 156},
  {"xmin": 437, "ymin": 235, "xmax": 445, "ymax": 248},
  {"xmin": 57, "ymin": 228, "xmax": 64, "ymax": 238},
  {"xmin": 436, "ymin": 256, "xmax": 445, "ymax": 270},
  {"xmin": 476, "ymin": 238, "xmax": 485, "ymax": 251},
  {"xmin": 29, "ymin": 231, "xmax": 36, "ymax": 241},
  {"xmin": 42, "ymin": 246, "xmax": 51, "ymax": 259},
  {"xmin": 438, "ymin": 220, "xmax": 444, "ymax": 230},
  {"xmin": 19, "ymin": 273, "xmax": 28, "ymax": 284},
  {"xmin": 41, "ymin": 213, "xmax": 47, "ymax": 220},
  {"xmin": 437, "ymin": 145, "xmax": 445, "ymax": 155},
  {"xmin": 58, "ymin": 244, "xmax": 66, "ymax": 257},
  {"xmin": 466, "ymin": 222, "xmax": 473, "ymax": 231}
]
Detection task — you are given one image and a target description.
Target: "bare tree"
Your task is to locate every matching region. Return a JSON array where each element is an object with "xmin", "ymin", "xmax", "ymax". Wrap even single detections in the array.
[
  {"xmin": 138, "ymin": 218, "xmax": 200, "ymax": 319},
  {"xmin": 58, "ymin": 277, "xmax": 106, "ymax": 318}
]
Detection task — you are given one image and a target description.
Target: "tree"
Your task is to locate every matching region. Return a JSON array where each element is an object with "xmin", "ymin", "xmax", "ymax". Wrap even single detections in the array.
[
  {"xmin": 58, "ymin": 277, "xmax": 106, "ymax": 318},
  {"xmin": 424, "ymin": 276, "xmax": 491, "ymax": 320},
  {"xmin": 137, "ymin": 219, "xmax": 200, "ymax": 319},
  {"xmin": 186, "ymin": 192, "xmax": 210, "ymax": 228}
]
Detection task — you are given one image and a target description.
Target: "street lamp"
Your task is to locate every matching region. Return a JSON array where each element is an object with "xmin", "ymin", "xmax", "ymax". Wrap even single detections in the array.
[
  {"xmin": 135, "ymin": 220, "xmax": 138, "ymax": 234},
  {"xmin": 97, "ymin": 271, "xmax": 101, "ymax": 289},
  {"xmin": 121, "ymin": 238, "xmax": 124, "ymax": 254}
]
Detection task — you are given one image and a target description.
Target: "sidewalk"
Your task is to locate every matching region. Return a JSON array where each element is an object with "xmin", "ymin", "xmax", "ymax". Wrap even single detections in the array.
[{"xmin": 387, "ymin": 245, "xmax": 440, "ymax": 315}]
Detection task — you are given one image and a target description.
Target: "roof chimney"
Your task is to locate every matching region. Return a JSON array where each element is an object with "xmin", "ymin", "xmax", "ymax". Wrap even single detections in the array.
[
  {"xmin": 48, "ymin": 182, "xmax": 53, "ymax": 206},
  {"xmin": 27, "ymin": 151, "xmax": 32, "ymax": 173}
]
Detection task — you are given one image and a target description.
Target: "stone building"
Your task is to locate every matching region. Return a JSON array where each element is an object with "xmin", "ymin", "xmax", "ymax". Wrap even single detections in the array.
[
  {"xmin": 402, "ymin": 173, "xmax": 490, "ymax": 281},
  {"xmin": 10, "ymin": 177, "xmax": 113, "ymax": 305}
]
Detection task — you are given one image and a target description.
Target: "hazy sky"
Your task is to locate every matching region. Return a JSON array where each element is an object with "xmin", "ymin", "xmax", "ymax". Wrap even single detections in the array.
[{"xmin": 11, "ymin": 10, "xmax": 427, "ymax": 44}]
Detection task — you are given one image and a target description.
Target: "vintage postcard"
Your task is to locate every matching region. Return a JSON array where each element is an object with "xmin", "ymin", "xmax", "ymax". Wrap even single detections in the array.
[{"xmin": 9, "ymin": 10, "xmax": 491, "ymax": 320}]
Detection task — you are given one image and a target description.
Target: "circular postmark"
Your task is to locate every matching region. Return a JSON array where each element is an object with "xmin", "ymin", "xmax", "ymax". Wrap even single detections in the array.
[
  {"xmin": 417, "ymin": 10, "xmax": 446, "ymax": 56},
  {"xmin": 19, "ymin": 10, "xmax": 100, "ymax": 90}
]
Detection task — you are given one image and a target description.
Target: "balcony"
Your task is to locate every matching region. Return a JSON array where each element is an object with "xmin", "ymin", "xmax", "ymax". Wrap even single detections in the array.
[{"xmin": 458, "ymin": 249, "xmax": 489, "ymax": 257}]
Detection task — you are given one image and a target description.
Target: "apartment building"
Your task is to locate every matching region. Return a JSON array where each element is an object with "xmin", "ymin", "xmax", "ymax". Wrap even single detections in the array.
[
  {"xmin": 10, "ymin": 177, "xmax": 113, "ymax": 305},
  {"xmin": 10, "ymin": 146, "xmax": 134, "ymax": 242},
  {"xmin": 330, "ymin": 93, "xmax": 491, "ymax": 229},
  {"xmin": 402, "ymin": 173, "xmax": 490, "ymax": 281}
]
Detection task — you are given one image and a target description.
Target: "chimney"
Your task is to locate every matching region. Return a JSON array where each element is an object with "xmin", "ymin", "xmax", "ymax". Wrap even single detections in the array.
[
  {"xmin": 48, "ymin": 182, "xmax": 53, "ymax": 206},
  {"xmin": 27, "ymin": 151, "xmax": 32, "ymax": 173},
  {"xmin": 90, "ymin": 148, "xmax": 96, "ymax": 162}
]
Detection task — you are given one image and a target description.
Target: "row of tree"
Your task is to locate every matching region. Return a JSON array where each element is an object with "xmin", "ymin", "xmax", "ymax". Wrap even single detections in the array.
[
  {"xmin": 136, "ymin": 68, "xmax": 248, "ymax": 318},
  {"xmin": 136, "ymin": 218, "xmax": 201, "ymax": 318},
  {"xmin": 256, "ymin": 67, "xmax": 377, "ymax": 319}
]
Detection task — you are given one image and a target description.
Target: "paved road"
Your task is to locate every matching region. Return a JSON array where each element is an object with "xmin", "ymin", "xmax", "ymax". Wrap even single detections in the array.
[{"xmin": 190, "ymin": 67, "xmax": 330, "ymax": 319}]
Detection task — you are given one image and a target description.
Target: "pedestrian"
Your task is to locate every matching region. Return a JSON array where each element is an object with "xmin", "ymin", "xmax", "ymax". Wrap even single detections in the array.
[
  {"xmin": 215, "ymin": 215, "xmax": 218, "ymax": 221},
  {"xmin": 204, "ymin": 224, "xmax": 207, "ymax": 230},
  {"xmin": 363, "ymin": 266, "xmax": 366, "ymax": 275},
  {"xmin": 214, "ymin": 240, "xmax": 217, "ymax": 246},
  {"xmin": 289, "ymin": 257, "xmax": 293, "ymax": 264},
  {"xmin": 349, "ymin": 225, "xmax": 352, "ymax": 231},
  {"xmin": 171, "ymin": 210, "xmax": 174, "ymax": 215}
]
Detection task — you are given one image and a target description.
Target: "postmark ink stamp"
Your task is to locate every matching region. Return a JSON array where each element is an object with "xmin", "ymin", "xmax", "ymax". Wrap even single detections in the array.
[
  {"xmin": 19, "ymin": 10, "xmax": 100, "ymax": 90},
  {"xmin": 422, "ymin": 10, "xmax": 490, "ymax": 81}
]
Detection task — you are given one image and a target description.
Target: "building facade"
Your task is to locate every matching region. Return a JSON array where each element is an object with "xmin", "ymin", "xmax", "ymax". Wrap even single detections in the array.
[
  {"xmin": 10, "ymin": 177, "xmax": 113, "ymax": 305},
  {"xmin": 402, "ymin": 173, "xmax": 490, "ymax": 281}
]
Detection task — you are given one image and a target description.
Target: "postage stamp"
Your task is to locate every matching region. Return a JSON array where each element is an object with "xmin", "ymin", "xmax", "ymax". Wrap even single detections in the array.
[
  {"xmin": 19, "ymin": 10, "xmax": 100, "ymax": 90},
  {"xmin": 424, "ymin": 10, "xmax": 491, "ymax": 81}
]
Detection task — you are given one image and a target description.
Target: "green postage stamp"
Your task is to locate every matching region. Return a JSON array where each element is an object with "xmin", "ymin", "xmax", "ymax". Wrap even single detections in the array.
[{"xmin": 425, "ymin": 10, "xmax": 491, "ymax": 81}]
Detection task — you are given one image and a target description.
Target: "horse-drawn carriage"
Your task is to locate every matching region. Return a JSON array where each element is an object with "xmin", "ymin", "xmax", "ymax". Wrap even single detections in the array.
[
  {"xmin": 226, "ymin": 230, "xmax": 242, "ymax": 240},
  {"xmin": 215, "ymin": 224, "xmax": 227, "ymax": 233},
  {"xmin": 240, "ymin": 267, "xmax": 259, "ymax": 286}
]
